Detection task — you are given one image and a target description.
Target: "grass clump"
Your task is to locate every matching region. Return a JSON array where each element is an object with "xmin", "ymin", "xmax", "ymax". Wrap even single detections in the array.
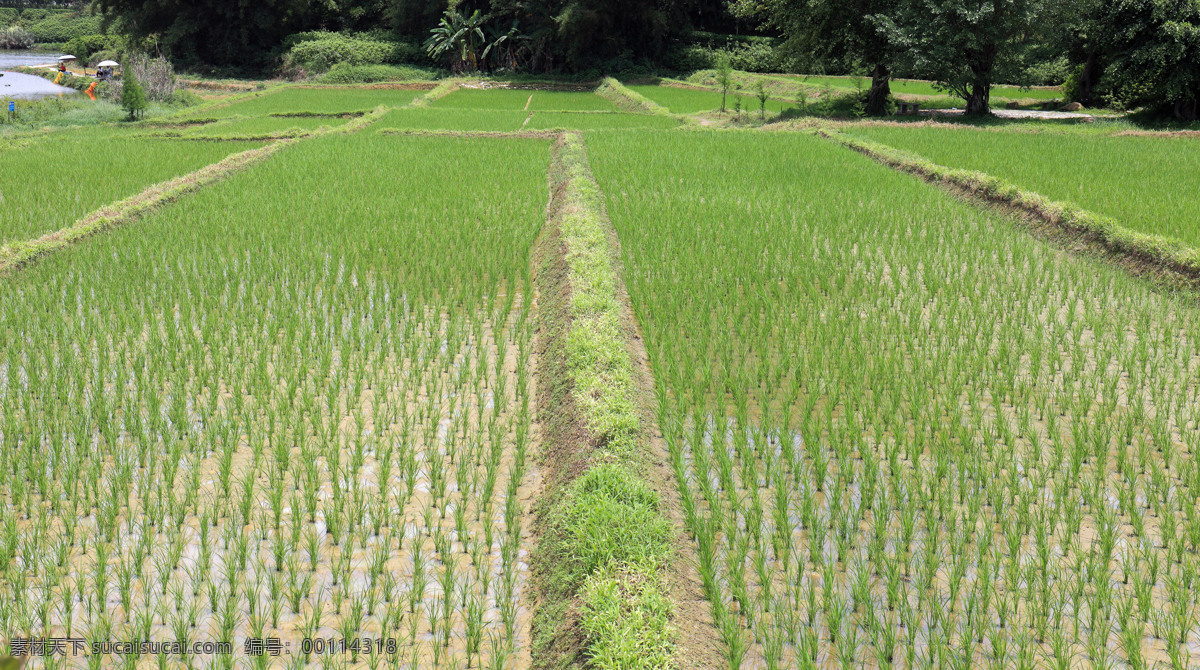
[
  {"xmin": 317, "ymin": 62, "xmax": 435, "ymax": 84},
  {"xmin": 581, "ymin": 561, "xmax": 675, "ymax": 670}
]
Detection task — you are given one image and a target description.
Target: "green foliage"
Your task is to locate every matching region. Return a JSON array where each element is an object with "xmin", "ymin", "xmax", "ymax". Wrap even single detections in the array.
[
  {"xmin": 876, "ymin": 0, "xmax": 1046, "ymax": 114},
  {"xmin": 120, "ymin": 71, "xmax": 148, "ymax": 120},
  {"xmin": 25, "ymin": 11, "xmax": 102, "ymax": 43},
  {"xmin": 0, "ymin": 25, "xmax": 33, "ymax": 49},
  {"xmin": 66, "ymin": 34, "xmax": 121, "ymax": 62},
  {"xmin": 580, "ymin": 563, "xmax": 675, "ymax": 669},
  {"xmin": 283, "ymin": 31, "xmax": 424, "ymax": 73},
  {"xmin": 665, "ymin": 37, "xmax": 782, "ymax": 73},
  {"xmin": 1096, "ymin": 0, "xmax": 1200, "ymax": 120}
]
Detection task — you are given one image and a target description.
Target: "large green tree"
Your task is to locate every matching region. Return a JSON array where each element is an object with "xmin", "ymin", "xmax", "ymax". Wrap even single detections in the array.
[
  {"xmin": 875, "ymin": 0, "xmax": 1045, "ymax": 115},
  {"xmin": 92, "ymin": 0, "xmax": 387, "ymax": 67},
  {"xmin": 732, "ymin": 0, "xmax": 900, "ymax": 115},
  {"xmin": 1095, "ymin": 0, "xmax": 1200, "ymax": 120}
]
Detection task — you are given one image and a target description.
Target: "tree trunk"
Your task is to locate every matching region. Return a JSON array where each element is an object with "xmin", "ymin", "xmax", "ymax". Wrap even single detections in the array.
[
  {"xmin": 866, "ymin": 63, "xmax": 891, "ymax": 116},
  {"xmin": 964, "ymin": 44, "xmax": 997, "ymax": 116},
  {"xmin": 1077, "ymin": 49, "xmax": 1100, "ymax": 106},
  {"xmin": 964, "ymin": 84, "xmax": 991, "ymax": 115},
  {"xmin": 1175, "ymin": 98, "xmax": 1198, "ymax": 121}
]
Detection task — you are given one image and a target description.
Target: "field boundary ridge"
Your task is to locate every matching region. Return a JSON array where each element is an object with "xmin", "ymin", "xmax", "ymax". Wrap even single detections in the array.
[
  {"xmin": 531, "ymin": 131, "xmax": 684, "ymax": 669},
  {"xmin": 0, "ymin": 141, "xmax": 293, "ymax": 275},
  {"xmin": 597, "ymin": 77, "xmax": 672, "ymax": 117},
  {"xmin": 822, "ymin": 129, "xmax": 1200, "ymax": 286},
  {"xmin": 409, "ymin": 79, "xmax": 460, "ymax": 107}
]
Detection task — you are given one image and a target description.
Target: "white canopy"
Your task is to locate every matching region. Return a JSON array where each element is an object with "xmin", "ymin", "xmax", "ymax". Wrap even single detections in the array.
[
  {"xmin": 96, "ymin": 60, "xmax": 119, "ymax": 68},
  {"xmin": 58, "ymin": 55, "xmax": 76, "ymax": 61}
]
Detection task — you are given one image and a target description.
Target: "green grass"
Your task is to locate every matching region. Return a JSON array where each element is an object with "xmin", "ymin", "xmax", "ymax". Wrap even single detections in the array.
[
  {"xmin": 589, "ymin": 128, "xmax": 1200, "ymax": 668},
  {"xmin": 626, "ymin": 84, "xmax": 791, "ymax": 115},
  {"xmin": 525, "ymin": 112, "xmax": 679, "ymax": 130},
  {"xmin": 849, "ymin": 125, "xmax": 1200, "ymax": 246},
  {"xmin": 0, "ymin": 132, "xmax": 550, "ymax": 667},
  {"xmin": 190, "ymin": 86, "xmax": 423, "ymax": 118},
  {"xmin": 375, "ymin": 107, "xmax": 530, "ymax": 132},
  {"xmin": 0, "ymin": 136, "xmax": 262, "ymax": 243}
]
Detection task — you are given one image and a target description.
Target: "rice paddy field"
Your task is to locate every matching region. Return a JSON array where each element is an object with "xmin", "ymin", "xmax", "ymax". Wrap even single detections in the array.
[
  {"xmin": 590, "ymin": 129, "xmax": 1200, "ymax": 669},
  {"xmin": 3, "ymin": 82, "xmax": 1199, "ymax": 670},
  {"xmin": 190, "ymin": 88, "xmax": 425, "ymax": 119},
  {"xmin": 0, "ymin": 136, "xmax": 262, "ymax": 243},
  {"xmin": 847, "ymin": 125, "xmax": 1200, "ymax": 246}
]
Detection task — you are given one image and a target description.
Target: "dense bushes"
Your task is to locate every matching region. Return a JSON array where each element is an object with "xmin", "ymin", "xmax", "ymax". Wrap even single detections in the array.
[
  {"xmin": 65, "ymin": 34, "xmax": 121, "ymax": 62},
  {"xmin": 25, "ymin": 12, "xmax": 102, "ymax": 43},
  {"xmin": 281, "ymin": 31, "xmax": 425, "ymax": 73},
  {"xmin": 0, "ymin": 25, "xmax": 34, "ymax": 49},
  {"xmin": 664, "ymin": 33, "xmax": 783, "ymax": 73},
  {"xmin": 0, "ymin": 9, "xmax": 108, "ymax": 48}
]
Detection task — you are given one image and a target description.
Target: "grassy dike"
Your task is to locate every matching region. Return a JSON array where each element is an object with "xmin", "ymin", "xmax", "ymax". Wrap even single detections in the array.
[
  {"xmin": 822, "ymin": 129, "xmax": 1200, "ymax": 287},
  {"xmin": 531, "ymin": 132, "xmax": 678, "ymax": 669},
  {"xmin": 597, "ymin": 77, "xmax": 672, "ymax": 117}
]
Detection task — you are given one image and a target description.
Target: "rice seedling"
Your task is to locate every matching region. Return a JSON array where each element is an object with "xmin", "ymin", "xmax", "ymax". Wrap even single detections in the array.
[
  {"xmin": 588, "ymin": 128, "xmax": 1200, "ymax": 668},
  {"xmin": 373, "ymin": 108, "xmax": 531, "ymax": 132},
  {"xmin": 185, "ymin": 86, "xmax": 423, "ymax": 119},
  {"xmin": 523, "ymin": 111, "xmax": 681, "ymax": 130},
  {"xmin": 847, "ymin": 125, "xmax": 1200, "ymax": 246},
  {"xmin": 0, "ymin": 131, "xmax": 548, "ymax": 666},
  {"xmin": 430, "ymin": 88, "xmax": 614, "ymax": 111}
]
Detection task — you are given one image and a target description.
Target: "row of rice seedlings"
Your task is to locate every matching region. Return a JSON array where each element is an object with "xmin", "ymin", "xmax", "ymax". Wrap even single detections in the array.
[
  {"xmin": 430, "ymin": 89, "xmax": 615, "ymax": 112},
  {"xmin": 182, "ymin": 88, "xmax": 425, "ymax": 120},
  {"xmin": 0, "ymin": 133, "xmax": 550, "ymax": 668},
  {"xmin": 0, "ymin": 137, "xmax": 263, "ymax": 244},
  {"xmin": 374, "ymin": 109, "xmax": 531, "ymax": 133},
  {"xmin": 847, "ymin": 126, "xmax": 1200, "ymax": 247},
  {"xmin": 588, "ymin": 129, "xmax": 1200, "ymax": 669},
  {"xmin": 523, "ymin": 112, "xmax": 680, "ymax": 131}
]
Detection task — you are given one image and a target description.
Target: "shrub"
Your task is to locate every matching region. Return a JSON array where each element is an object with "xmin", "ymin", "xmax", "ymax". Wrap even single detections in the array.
[
  {"xmin": 107, "ymin": 54, "xmax": 176, "ymax": 103},
  {"xmin": 282, "ymin": 31, "xmax": 424, "ymax": 73},
  {"xmin": 66, "ymin": 34, "xmax": 119, "ymax": 62},
  {"xmin": 0, "ymin": 25, "xmax": 33, "ymax": 49},
  {"xmin": 88, "ymin": 49, "xmax": 120, "ymax": 68},
  {"xmin": 317, "ymin": 62, "xmax": 432, "ymax": 84},
  {"xmin": 0, "ymin": 9, "xmax": 18, "ymax": 25},
  {"xmin": 26, "ymin": 12, "xmax": 102, "ymax": 43}
]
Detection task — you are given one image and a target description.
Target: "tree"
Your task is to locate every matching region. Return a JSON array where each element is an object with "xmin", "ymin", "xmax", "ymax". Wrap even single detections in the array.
[
  {"xmin": 876, "ymin": 0, "xmax": 1046, "ymax": 115},
  {"xmin": 1094, "ymin": 0, "xmax": 1200, "ymax": 120},
  {"xmin": 487, "ymin": 0, "xmax": 690, "ymax": 72},
  {"xmin": 93, "ymin": 0, "xmax": 315, "ymax": 68},
  {"xmin": 732, "ymin": 0, "xmax": 900, "ymax": 115},
  {"xmin": 715, "ymin": 52, "xmax": 734, "ymax": 112},
  {"xmin": 120, "ymin": 70, "xmax": 146, "ymax": 120}
]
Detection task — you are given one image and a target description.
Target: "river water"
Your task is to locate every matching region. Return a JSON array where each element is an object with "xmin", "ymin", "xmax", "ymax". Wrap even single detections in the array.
[{"xmin": 1, "ymin": 50, "xmax": 78, "ymax": 99}]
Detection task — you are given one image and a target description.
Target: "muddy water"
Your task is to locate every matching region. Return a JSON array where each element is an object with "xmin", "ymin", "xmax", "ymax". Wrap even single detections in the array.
[{"xmin": 0, "ymin": 69, "xmax": 78, "ymax": 100}]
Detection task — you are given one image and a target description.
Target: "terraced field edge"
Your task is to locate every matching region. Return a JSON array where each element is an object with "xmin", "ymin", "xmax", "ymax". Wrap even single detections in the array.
[
  {"xmin": 597, "ymin": 78, "xmax": 672, "ymax": 117},
  {"xmin": 822, "ymin": 130, "xmax": 1200, "ymax": 287},
  {"xmin": 531, "ymin": 132, "xmax": 682, "ymax": 669},
  {"xmin": 0, "ymin": 141, "xmax": 293, "ymax": 275}
]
